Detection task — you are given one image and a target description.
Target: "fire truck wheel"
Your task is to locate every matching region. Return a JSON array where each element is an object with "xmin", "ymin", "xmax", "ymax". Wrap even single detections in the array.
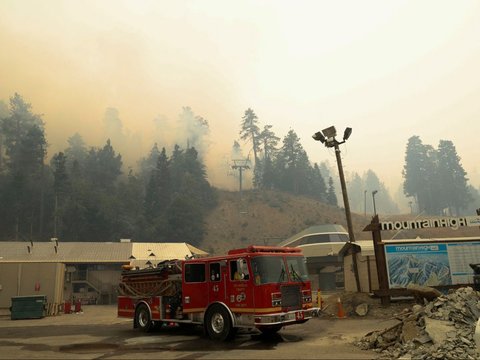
[
  {"xmin": 205, "ymin": 304, "xmax": 235, "ymax": 341},
  {"xmin": 135, "ymin": 304, "xmax": 153, "ymax": 333}
]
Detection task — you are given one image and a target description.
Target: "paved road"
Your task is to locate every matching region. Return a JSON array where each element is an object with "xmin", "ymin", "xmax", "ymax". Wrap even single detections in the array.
[{"xmin": 0, "ymin": 305, "xmax": 396, "ymax": 359}]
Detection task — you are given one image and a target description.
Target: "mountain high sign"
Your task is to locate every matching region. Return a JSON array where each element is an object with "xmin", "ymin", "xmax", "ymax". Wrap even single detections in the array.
[{"xmin": 380, "ymin": 216, "xmax": 480, "ymax": 231}]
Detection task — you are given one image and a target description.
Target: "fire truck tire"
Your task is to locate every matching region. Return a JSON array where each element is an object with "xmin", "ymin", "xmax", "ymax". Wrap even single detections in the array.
[
  {"xmin": 135, "ymin": 304, "xmax": 153, "ymax": 333},
  {"xmin": 205, "ymin": 304, "xmax": 235, "ymax": 341}
]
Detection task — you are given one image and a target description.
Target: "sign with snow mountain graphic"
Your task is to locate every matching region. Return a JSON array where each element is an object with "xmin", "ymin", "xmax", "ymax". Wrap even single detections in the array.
[{"xmin": 385, "ymin": 242, "xmax": 480, "ymax": 288}]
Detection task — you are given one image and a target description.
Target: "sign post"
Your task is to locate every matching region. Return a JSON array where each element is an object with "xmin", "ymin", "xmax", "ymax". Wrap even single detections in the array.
[{"xmin": 366, "ymin": 215, "xmax": 390, "ymax": 305}]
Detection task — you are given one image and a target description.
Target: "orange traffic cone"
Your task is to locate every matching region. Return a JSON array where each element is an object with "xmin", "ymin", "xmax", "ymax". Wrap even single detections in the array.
[{"xmin": 336, "ymin": 297, "xmax": 346, "ymax": 319}]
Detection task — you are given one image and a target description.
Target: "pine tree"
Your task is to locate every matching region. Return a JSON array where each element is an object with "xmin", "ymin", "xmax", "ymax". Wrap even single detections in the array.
[
  {"xmin": 327, "ymin": 177, "xmax": 338, "ymax": 206},
  {"xmin": 52, "ymin": 152, "xmax": 70, "ymax": 196},
  {"xmin": 240, "ymin": 108, "xmax": 261, "ymax": 175},
  {"xmin": 0, "ymin": 100, "xmax": 8, "ymax": 173},
  {"xmin": 169, "ymin": 144, "xmax": 184, "ymax": 189},
  {"xmin": 311, "ymin": 163, "xmax": 328, "ymax": 201},
  {"xmin": 116, "ymin": 170, "xmax": 145, "ymax": 239},
  {"xmin": 51, "ymin": 152, "xmax": 70, "ymax": 238},
  {"xmin": 274, "ymin": 130, "xmax": 306, "ymax": 194},
  {"xmin": 257, "ymin": 125, "xmax": 279, "ymax": 189},
  {"xmin": 166, "ymin": 174, "xmax": 205, "ymax": 245},
  {"xmin": 402, "ymin": 136, "xmax": 436, "ymax": 214},
  {"xmin": 139, "ymin": 143, "xmax": 161, "ymax": 183},
  {"xmin": 144, "ymin": 147, "xmax": 171, "ymax": 222},
  {"xmin": 64, "ymin": 133, "xmax": 88, "ymax": 174},
  {"xmin": 437, "ymin": 140, "xmax": 471, "ymax": 215},
  {"xmin": 84, "ymin": 139, "xmax": 122, "ymax": 191},
  {"xmin": 0, "ymin": 93, "xmax": 47, "ymax": 240},
  {"xmin": 347, "ymin": 172, "xmax": 365, "ymax": 213}
]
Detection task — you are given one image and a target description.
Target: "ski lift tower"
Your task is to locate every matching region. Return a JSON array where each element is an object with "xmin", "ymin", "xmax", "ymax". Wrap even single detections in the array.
[{"xmin": 231, "ymin": 159, "xmax": 250, "ymax": 196}]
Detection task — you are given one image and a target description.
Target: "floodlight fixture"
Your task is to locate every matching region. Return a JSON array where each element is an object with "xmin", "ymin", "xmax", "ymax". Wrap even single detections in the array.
[
  {"xmin": 312, "ymin": 131, "xmax": 325, "ymax": 143},
  {"xmin": 343, "ymin": 127, "xmax": 352, "ymax": 141},
  {"xmin": 321, "ymin": 126, "xmax": 337, "ymax": 139}
]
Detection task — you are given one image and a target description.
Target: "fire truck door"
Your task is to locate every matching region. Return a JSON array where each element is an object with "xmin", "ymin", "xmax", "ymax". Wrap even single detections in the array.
[
  {"xmin": 208, "ymin": 261, "xmax": 226, "ymax": 303},
  {"xmin": 227, "ymin": 258, "xmax": 254, "ymax": 311}
]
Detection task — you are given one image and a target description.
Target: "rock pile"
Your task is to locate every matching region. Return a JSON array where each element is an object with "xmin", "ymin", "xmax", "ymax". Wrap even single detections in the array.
[{"xmin": 355, "ymin": 287, "xmax": 480, "ymax": 359}]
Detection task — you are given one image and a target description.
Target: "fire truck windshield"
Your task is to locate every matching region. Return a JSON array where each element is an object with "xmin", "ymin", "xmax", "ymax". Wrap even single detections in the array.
[
  {"xmin": 251, "ymin": 255, "xmax": 308, "ymax": 285},
  {"xmin": 251, "ymin": 256, "xmax": 286, "ymax": 285},
  {"xmin": 286, "ymin": 256, "xmax": 309, "ymax": 283}
]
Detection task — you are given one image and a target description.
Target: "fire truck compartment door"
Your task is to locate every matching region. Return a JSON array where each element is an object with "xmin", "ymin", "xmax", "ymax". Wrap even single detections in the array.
[{"xmin": 182, "ymin": 263, "xmax": 208, "ymax": 312}]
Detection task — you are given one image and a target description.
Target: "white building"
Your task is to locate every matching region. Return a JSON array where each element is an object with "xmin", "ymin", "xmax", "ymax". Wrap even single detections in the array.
[{"xmin": 279, "ymin": 224, "xmax": 349, "ymax": 291}]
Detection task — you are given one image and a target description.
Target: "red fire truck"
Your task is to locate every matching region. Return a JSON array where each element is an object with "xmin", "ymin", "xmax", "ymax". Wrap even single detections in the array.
[{"xmin": 118, "ymin": 245, "xmax": 314, "ymax": 341}]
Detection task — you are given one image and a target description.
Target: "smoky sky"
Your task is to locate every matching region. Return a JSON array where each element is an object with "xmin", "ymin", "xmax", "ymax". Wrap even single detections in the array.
[{"xmin": 1, "ymin": 0, "xmax": 480, "ymax": 193}]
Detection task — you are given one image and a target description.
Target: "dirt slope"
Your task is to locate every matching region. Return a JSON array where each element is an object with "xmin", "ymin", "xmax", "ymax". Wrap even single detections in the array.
[
  {"xmin": 200, "ymin": 190, "xmax": 480, "ymax": 256},
  {"xmin": 200, "ymin": 190, "xmax": 371, "ymax": 255}
]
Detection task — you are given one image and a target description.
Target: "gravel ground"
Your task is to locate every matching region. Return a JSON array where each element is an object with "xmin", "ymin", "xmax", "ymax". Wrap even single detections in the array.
[{"xmin": 0, "ymin": 304, "xmax": 398, "ymax": 359}]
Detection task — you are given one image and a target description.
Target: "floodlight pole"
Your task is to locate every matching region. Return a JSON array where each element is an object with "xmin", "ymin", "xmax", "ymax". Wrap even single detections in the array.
[
  {"xmin": 313, "ymin": 128, "xmax": 360, "ymax": 292},
  {"xmin": 333, "ymin": 142, "xmax": 356, "ymax": 242},
  {"xmin": 333, "ymin": 141, "xmax": 361, "ymax": 293}
]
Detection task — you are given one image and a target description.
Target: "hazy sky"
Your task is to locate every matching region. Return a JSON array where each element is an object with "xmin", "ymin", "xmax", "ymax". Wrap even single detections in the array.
[{"xmin": 1, "ymin": 0, "xmax": 479, "ymax": 192}]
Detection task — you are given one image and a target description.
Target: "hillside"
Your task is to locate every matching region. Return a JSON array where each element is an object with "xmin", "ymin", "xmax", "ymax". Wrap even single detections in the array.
[
  {"xmin": 200, "ymin": 190, "xmax": 480, "ymax": 256},
  {"xmin": 200, "ymin": 190, "xmax": 371, "ymax": 255}
]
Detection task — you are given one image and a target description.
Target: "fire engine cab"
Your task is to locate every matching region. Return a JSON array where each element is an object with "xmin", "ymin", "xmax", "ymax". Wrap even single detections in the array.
[{"xmin": 118, "ymin": 245, "xmax": 314, "ymax": 341}]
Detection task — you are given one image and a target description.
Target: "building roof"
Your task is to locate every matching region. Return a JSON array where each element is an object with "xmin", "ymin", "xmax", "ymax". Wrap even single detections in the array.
[
  {"xmin": 0, "ymin": 241, "xmax": 208, "ymax": 266},
  {"xmin": 279, "ymin": 224, "xmax": 348, "ymax": 247}
]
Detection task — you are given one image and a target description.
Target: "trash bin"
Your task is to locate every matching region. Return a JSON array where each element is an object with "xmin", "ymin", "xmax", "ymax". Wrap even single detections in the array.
[{"xmin": 10, "ymin": 295, "xmax": 47, "ymax": 320}]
